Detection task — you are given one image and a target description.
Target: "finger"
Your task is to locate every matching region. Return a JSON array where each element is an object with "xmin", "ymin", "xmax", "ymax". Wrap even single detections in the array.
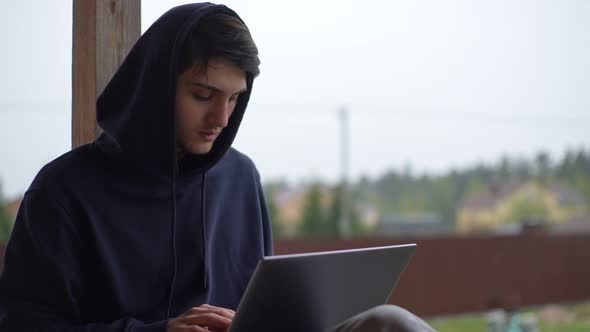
[
  {"xmin": 189, "ymin": 307, "xmax": 234, "ymax": 321},
  {"xmin": 190, "ymin": 306, "xmax": 235, "ymax": 319},
  {"xmin": 182, "ymin": 313, "xmax": 232, "ymax": 330},
  {"xmin": 185, "ymin": 313, "xmax": 232, "ymax": 326},
  {"xmin": 199, "ymin": 303, "xmax": 233, "ymax": 312},
  {"xmin": 200, "ymin": 304, "xmax": 236, "ymax": 316}
]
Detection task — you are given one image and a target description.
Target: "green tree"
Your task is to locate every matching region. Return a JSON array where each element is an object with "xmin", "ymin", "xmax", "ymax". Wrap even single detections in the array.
[
  {"xmin": 498, "ymin": 156, "xmax": 511, "ymax": 178},
  {"xmin": 0, "ymin": 182, "xmax": 14, "ymax": 244},
  {"xmin": 263, "ymin": 186, "xmax": 285, "ymax": 238},
  {"xmin": 572, "ymin": 170, "xmax": 590, "ymax": 208},
  {"xmin": 326, "ymin": 185, "xmax": 344, "ymax": 236},
  {"xmin": 506, "ymin": 194, "xmax": 550, "ymax": 224},
  {"xmin": 465, "ymin": 177, "xmax": 485, "ymax": 198},
  {"xmin": 0, "ymin": 208, "xmax": 12, "ymax": 245},
  {"xmin": 298, "ymin": 184, "xmax": 329, "ymax": 237},
  {"xmin": 328, "ymin": 184, "xmax": 369, "ymax": 237},
  {"xmin": 557, "ymin": 148, "xmax": 590, "ymax": 207}
]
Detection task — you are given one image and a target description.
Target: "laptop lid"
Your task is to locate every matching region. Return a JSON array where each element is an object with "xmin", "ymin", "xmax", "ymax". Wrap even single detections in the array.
[{"xmin": 229, "ymin": 244, "xmax": 417, "ymax": 332}]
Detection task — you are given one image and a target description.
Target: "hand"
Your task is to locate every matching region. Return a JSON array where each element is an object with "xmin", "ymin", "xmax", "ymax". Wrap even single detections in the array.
[{"xmin": 167, "ymin": 304, "xmax": 236, "ymax": 332}]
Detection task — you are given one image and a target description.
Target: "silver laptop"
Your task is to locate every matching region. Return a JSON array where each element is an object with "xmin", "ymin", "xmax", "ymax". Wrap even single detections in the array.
[{"xmin": 228, "ymin": 244, "xmax": 417, "ymax": 332}]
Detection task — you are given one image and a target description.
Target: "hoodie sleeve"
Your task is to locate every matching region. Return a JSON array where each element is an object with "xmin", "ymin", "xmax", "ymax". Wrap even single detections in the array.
[{"xmin": 0, "ymin": 189, "xmax": 168, "ymax": 332}]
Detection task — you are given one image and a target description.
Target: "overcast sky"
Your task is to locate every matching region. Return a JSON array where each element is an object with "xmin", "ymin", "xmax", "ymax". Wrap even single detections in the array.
[{"xmin": 1, "ymin": 0, "xmax": 589, "ymax": 198}]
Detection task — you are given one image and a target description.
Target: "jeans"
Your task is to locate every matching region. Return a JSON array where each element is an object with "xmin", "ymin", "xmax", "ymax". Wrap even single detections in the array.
[{"xmin": 330, "ymin": 305, "xmax": 437, "ymax": 332}]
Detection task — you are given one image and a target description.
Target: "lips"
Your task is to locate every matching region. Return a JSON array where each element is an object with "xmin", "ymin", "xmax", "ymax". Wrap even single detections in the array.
[{"xmin": 199, "ymin": 130, "xmax": 220, "ymax": 142}]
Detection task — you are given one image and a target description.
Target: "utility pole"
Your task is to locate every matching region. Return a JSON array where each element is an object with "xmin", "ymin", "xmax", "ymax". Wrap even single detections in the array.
[{"xmin": 339, "ymin": 107, "xmax": 351, "ymax": 237}]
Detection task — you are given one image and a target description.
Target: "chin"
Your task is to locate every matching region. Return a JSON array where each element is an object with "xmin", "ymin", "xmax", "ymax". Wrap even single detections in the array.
[{"xmin": 187, "ymin": 144, "xmax": 213, "ymax": 155}]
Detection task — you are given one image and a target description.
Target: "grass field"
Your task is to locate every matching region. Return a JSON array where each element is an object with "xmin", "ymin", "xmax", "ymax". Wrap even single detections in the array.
[
  {"xmin": 428, "ymin": 302, "xmax": 590, "ymax": 332},
  {"xmin": 430, "ymin": 319, "xmax": 590, "ymax": 332}
]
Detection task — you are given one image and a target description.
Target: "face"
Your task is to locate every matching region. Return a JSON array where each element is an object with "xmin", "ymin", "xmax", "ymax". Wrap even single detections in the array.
[{"xmin": 175, "ymin": 57, "xmax": 247, "ymax": 155}]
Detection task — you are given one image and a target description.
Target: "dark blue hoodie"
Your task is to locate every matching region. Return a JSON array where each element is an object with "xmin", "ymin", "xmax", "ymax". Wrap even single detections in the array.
[{"xmin": 0, "ymin": 3, "xmax": 272, "ymax": 331}]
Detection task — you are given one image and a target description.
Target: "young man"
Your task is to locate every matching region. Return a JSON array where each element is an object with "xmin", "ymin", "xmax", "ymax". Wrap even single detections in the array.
[{"xmin": 0, "ymin": 3, "xmax": 434, "ymax": 332}]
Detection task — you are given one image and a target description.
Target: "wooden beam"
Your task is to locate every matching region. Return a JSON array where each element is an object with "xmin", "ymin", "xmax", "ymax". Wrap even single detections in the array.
[
  {"xmin": 72, "ymin": 1, "xmax": 97, "ymax": 149},
  {"xmin": 72, "ymin": 0, "xmax": 141, "ymax": 149}
]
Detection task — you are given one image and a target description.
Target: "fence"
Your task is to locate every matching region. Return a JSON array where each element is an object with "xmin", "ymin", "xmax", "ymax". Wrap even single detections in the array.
[{"xmin": 276, "ymin": 233, "xmax": 590, "ymax": 316}]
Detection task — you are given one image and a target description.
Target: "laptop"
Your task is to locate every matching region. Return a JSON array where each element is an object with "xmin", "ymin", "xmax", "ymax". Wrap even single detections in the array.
[{"xmin": 228, "ymin": 243, "xmax": 417, "ymax": 332}]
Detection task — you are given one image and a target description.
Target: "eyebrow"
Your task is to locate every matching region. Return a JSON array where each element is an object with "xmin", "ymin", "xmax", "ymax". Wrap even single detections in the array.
[{"xmin": 191, "ymin": 82, "xmax": 247, "ymax": 96}]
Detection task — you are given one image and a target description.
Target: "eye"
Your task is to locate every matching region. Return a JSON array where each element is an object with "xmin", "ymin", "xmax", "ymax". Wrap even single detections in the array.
[{"xmin": 192, "ymin": 93, "xmax": 212, "ymax": 102}]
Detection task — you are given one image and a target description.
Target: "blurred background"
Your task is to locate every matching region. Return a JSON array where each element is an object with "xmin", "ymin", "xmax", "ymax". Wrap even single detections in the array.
[{"xmin": 1, "ymin": 1, "xmax": 589, "ymax": 331}]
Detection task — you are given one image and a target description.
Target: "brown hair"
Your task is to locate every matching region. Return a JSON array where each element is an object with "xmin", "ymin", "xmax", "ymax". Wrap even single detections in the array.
[{"xmin": 178, "ymin": 13, "xmax": 260, "ymax": 78}]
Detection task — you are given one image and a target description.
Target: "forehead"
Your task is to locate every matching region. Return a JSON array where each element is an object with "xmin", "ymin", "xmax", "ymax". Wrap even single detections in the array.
[{"xmin": 181, "ymin": 57, "xmax": 247, "ymax": 93}]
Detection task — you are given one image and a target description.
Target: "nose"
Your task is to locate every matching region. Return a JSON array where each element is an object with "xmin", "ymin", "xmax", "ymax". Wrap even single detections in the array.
[{"xmin": 208, "ymin": 99, "xmax": 231, "ymax": 128}]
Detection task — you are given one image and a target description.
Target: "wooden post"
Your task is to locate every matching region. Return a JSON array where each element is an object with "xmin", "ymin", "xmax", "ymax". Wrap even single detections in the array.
[{"xmin": 72, "ymin": 0, "xmax": 141, "ymax": 149}]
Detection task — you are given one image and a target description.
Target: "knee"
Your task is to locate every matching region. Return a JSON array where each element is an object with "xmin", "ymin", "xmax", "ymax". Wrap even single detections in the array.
[
  {"xmin": 361, "ymin": 305, "xmax": 435, "ymax": 332},
  {"xmin": 362, "ymin": 305, "xmax": 406, "ymax": 328}
]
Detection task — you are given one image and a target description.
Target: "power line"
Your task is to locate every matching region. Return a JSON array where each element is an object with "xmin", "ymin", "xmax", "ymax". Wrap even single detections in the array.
[{"xmin": 247, "ymin": 103, "xmax": 590, "ymax": 120}]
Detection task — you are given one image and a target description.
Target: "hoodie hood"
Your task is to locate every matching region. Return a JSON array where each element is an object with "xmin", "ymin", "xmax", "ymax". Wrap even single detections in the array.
[{"xmin": 96, "ymin": 3, "xmax": 253, "ymax": 176}]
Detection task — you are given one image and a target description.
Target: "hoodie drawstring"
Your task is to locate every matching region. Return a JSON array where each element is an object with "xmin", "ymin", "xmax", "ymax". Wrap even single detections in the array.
[
  {"xmin": 166, "ymin": 169, "xmax": 207, "ymax": 318},
  {"xmin": 201, "ymin": 171, "xmax": 208, "ymax": 290},
  {"xmin": 166, "ymin": 172, "xmax": 179, "ymax": 318}
]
